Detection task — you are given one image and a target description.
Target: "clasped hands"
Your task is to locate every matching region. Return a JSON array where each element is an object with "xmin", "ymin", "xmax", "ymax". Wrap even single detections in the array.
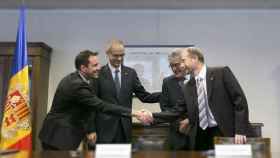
[
  {"xmin": 87, "ymin": 109, "xmax": 153, "ymax": 143},
  {"xmin": 133, "ymin": 109, "xmax": 153, "ymax": 125}
]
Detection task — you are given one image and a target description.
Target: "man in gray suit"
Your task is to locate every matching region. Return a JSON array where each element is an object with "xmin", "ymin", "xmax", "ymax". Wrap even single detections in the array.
[{"xmin": 87, "ymin": 40, "xmax": 160, "ymax": 144}]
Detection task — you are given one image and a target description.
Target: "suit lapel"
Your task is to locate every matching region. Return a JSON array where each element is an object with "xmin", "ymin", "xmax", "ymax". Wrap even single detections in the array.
[
  {"xmin": 185, "ymin": 77, "xmax": 198, "ymax": 122},
  {"xmin": 170, "ymin": 76, "xmax": 180, "ymax": 89},
  {"xmin": 206, "ymin": 67, "xmax": 215, "ymax": 100},
  {"xmin": 120, "ymin": 65, "xmax": 129, "ymax": 96}
]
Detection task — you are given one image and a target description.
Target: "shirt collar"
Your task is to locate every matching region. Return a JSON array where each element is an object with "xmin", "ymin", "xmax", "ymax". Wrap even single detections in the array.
[
  {"xmin": 78, "ymin": 71, "xmax": 90, "ymax": 84},
  {"xmin": 195, "ymin": 64, "xmax": 207, "ymax": 81},
  {"xmin": 108, "ymin": 63, "xmax": 122, "ymax": 74},
  {"xmin": 183, "ymin": 74, "xmax": 191, "ymax": 84}
]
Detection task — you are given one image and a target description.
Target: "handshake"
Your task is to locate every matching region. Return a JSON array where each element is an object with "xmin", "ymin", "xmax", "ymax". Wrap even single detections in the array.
[{"xmin": 132, "ymin": 109, "xmax": 154, "ymax": 125}]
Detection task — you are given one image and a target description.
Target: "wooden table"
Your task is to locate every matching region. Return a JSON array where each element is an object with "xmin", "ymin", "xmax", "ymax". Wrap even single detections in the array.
[{"xmin": 1, "ymin": 150, "xmax": 277, "ymax": 158}]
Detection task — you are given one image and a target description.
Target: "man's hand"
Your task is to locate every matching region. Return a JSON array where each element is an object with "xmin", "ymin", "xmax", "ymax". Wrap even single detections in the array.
[
  {"xmin": 133, "ymin": 109, "xmax": 153, "ymax": 125},
  {"xmin": 235, "ymin": 134, "xmax": 247, "ymax": 144},
  {"xmin": 179, "ymin": 118, "xmax": 190, "ymax": 134},
  {"xmin": 87, "ymin": 132, "xmax": 97, "ymax": 144}
]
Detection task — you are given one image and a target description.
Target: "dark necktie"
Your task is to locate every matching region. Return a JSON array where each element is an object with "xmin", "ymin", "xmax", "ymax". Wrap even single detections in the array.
[{"xmin": 114, "ymin": 69, "xmax": 121, "ymax": 95}]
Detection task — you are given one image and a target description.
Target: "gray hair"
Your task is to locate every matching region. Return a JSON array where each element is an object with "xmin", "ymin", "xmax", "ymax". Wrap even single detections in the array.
[
  {"xmin": 168, "ymin": 48, "xmax": 183, "ymax": 63},
  {"xmin": 185, "ymin": 47, "xmax": 204, "ymax": 63}
]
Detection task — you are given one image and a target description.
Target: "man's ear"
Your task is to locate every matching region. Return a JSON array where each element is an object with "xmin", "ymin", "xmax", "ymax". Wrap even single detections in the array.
[{"xmin": 80, "ymin": 65, "xmax": 86, "ymax": 72}]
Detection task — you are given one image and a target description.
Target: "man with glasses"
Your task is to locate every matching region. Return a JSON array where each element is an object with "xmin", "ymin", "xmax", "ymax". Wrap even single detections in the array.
[
  {"xmin": 160, "ymin": 49, "xmax": 190, "ymax": 150},
  {"xmin": 87, "ymin": 40, "xmax": 160, "ymax": 145}
]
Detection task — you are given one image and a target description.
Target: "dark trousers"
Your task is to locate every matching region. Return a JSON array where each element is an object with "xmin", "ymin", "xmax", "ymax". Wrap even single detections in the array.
[
  {"xmin": 42, "ymin": 142, "xmax": 59, "ymax": 150},
  {"xmin": 112, "ymin": 122, "xmax": 128, "ymax": 143},
  {"xmin": 88, "ymin": 126, "xmax": 129, "ymax": 149},
  {"xmin": 96, "ymin": 120, "xmax": 129, "ymax": 144},
  {"xmin": 195, "ymin": 126, "xmax": 223, "ymax": 151}
]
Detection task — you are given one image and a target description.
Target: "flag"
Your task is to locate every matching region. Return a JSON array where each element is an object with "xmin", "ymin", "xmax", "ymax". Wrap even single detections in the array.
[{"xmin": 0, "ymin": 6, "xmax": 32, "ymax": 150}]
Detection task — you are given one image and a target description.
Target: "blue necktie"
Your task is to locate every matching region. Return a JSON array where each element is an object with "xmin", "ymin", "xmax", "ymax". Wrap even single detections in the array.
[{"xmin": 114, "ymin": 69, "xmax": 121, "ymax": 95}]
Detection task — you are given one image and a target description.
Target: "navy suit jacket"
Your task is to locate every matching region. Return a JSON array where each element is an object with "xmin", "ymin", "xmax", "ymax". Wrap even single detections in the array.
[{"xmin": 88, "ymin": 65, "xmax": 160, "ymax": 142}]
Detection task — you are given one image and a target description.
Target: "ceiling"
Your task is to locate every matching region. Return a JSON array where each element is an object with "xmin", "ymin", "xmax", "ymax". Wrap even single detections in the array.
[{"xmin": 0, "ymin": 0, "xmax": 279, "ymax": 9}]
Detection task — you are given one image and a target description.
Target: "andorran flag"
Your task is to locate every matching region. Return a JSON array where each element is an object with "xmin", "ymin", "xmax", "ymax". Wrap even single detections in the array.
[{"xmin": 0, "ymin": 6, "xmax": 32, "ymax": 150}]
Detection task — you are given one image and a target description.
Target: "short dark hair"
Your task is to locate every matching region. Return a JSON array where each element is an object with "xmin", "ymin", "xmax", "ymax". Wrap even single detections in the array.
[
  {"xmin": 75, "ymin": 50, "xmax": 98, "ymax": 70},
  {"xmin": 186, "ymin": 47, "xmax": 204, "ymax": 63}
]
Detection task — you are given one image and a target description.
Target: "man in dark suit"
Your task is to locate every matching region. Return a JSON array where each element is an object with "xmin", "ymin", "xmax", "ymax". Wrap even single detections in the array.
[
  {"xmin": 177, "ymin": 47, "xmax": 251, "ymax": 150},
  {"xmin": 160, "ymin": 49, "xmax": 190, "ymax": 150},
  {"xmin": 39, "ymin": 50, "xmax": 153, "ymax": 150},
  {"xmin": 87, "ymin": 40, "xmax": 160, "ymax": 144}
]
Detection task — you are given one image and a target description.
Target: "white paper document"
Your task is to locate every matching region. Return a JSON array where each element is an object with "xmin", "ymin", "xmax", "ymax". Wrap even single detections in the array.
[
  {"xmin": 215, "ymin": 144, "xmax": 252, "ymax": 156},
  {"xmin": 95, "ymin": 144, "xmax": 131, "ymax": 158}
]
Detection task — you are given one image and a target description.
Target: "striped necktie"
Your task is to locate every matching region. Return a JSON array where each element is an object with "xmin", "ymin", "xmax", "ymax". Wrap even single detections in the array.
[{"xmin": 196, "ymin": 77, "xmax": 208, "ymax": 130}]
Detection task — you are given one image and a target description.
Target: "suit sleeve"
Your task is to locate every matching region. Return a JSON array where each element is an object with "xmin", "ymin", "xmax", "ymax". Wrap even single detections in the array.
[
  {"xmin": 223, "ymin": 66, "xmax": 250, "ymax": 135},
  {"xmin": 86, "ymin": 78, "xmax": 100, "ymax": 133},
  {"xmin": 86, "ymin": 111, "xmax": 96, "ymax": 133},
  {"xmin": 73, "ymin": 83, "xmax": 131, "ymax": 117},
  {"xmin": 153, "ymin": 102, "xmax": 187, "ymax": 123},
  {"xmin": 159, "ymin": 78, "xmax": 181, "ymax": 112},
  {"xmin": 159, "ymin": 78, "xmax": 171, "ymax": 111},
  {"xmin": 132, "ymin": 70, "xmax": 161, "ymax": 103}
]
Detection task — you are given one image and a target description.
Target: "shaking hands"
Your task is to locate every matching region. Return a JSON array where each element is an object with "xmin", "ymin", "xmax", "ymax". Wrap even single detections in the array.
[{"xmin": 132, "ymin": 109, "xmax": 153, "ymax": 125}]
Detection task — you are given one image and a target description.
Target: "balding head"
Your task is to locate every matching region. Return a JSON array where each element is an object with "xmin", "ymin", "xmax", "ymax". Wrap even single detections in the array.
[
  {"xmin": 105, "ymin": 39, "xmax": 125, "ymax": 68},
  {"xmin": 180, "ymin": 47, "xmax": 205, "ymax": 74}
]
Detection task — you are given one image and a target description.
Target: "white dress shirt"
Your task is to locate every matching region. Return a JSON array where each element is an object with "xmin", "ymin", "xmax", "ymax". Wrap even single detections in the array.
[{"xmin": 195, "ymin": 65, "xmax": 217, "ymax": 127}]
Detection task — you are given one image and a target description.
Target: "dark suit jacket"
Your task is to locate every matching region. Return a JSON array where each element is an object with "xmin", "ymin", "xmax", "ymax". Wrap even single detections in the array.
[
  {"xmin": 160, "ymin": 75, "xmax": 189, "ymax": 150},
  {"xmin": 39, "ymin": 71, "xmax": 131, "ymax": 150},
  {"xmin": 89, "ymin": 64, "xmax": 160, "ymax": 142},
  {"xmin": 181, "ymin": 66, "xmax": 251, "ymax": 149}
]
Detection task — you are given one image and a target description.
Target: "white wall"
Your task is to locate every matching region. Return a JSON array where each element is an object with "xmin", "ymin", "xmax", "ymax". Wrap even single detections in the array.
[{"xmin": 0, "ymin": 9, "xmax": 279, "ymax": 152}]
